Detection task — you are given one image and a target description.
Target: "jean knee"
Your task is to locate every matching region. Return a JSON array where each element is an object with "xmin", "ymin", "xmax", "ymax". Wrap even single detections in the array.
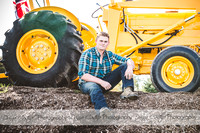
[
  {"xmin": 88, "ymin": 83, "xmax": 102, "ymax": 94},
  {"xmin": 80, "ymin": 82, "xmax": 102, "ymax": 94},
  {"xmin": 119, "ymin": 63, "xmax": 127, "ymax": 70}
]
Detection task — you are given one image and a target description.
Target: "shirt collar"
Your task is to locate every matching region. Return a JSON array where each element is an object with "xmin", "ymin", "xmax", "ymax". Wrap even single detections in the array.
[{"xmin": 94, "ymin": 47, "xmax": 108, "ymax": 57}]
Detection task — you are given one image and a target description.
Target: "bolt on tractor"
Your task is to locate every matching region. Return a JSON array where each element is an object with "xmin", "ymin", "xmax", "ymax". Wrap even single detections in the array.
[{"xmin": 0, "ymin": 0, "xmax": 200, "ymax": 92}]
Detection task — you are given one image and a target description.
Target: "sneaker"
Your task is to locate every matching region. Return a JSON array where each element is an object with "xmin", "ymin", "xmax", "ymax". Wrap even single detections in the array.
[
  {"xmin": 120, "ymin": 87, "xmax": 138, "ymax": 100},
  {"xmin": 99, "ymin": 107, "xmax": 112, "ymax": 117}
]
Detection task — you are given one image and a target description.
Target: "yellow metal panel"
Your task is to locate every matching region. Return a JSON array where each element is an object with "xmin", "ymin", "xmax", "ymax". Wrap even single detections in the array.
[
  {"xmin": 0, "ymin": 73, "xmax": 8, "ymax": 78},
  {"xmin": 127, "ymin": 13, "xmax": 195, "ymax": 31},
  {"xmin": 117, "ymin": 0, "xmax": 200, "ymax": 12},
  {"xmin": 119, "ymin": 13, "xmax": 200, "ymax": 56},
  {"xmin": 102, "ymin": 9, "xmax": 109, "ymax": 23},
  {"xmin": 117, "ymin": 30, "xmax": 200, "ymax": 48},
  {"xmin": 107, "ymin": 8, "xmax": 121, "ymax": 52},
  {"xmin": 117, "ymin": 32, "xmax": 137, "ymax": 47}
]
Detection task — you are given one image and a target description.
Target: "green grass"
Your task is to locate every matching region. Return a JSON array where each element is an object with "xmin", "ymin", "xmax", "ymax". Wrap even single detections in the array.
[{"xmin": 0, "ymin": 83, "xmax": 11, "ymax": 94}]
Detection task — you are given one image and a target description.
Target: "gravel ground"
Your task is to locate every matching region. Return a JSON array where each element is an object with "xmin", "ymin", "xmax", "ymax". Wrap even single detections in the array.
[{"xmin": 0, "ymin": 86, "xmax": 200, "ymax": 133}]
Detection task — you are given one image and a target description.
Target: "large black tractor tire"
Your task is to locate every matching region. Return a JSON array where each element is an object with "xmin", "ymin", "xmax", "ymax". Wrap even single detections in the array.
[
  {"xmin": 2, "ymin": 10, "xmax": 83, "ymax": 87},
  {"xmin": 151, "ymin": 46, "xmax": 200, "ymax": 92}
]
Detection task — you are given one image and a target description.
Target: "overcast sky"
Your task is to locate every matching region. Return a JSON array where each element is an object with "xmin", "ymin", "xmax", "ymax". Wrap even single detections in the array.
[{"xmin": 0, "ymin": 0, "xmax": 110, "ymax": 45}]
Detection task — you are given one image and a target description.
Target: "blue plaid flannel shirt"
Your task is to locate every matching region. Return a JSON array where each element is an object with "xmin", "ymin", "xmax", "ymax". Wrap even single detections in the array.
[{"xmin": 78, "ymin": 47, "xmax": 129, "ymax": 85}]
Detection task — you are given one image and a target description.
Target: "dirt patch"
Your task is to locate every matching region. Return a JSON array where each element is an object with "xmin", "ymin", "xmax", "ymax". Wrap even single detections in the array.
[{"xmin": 0, "ymin": 86, "xmax": 200, "ymax": 132}]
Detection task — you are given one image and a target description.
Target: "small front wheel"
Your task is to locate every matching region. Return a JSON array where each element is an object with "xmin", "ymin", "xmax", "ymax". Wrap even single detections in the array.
[{"xmin": 151, "ymin": 46, "xmax": 200, "ymax": 92}]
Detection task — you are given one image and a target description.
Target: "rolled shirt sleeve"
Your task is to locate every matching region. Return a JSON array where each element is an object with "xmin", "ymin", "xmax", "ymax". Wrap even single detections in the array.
[{"xmin": 109, "ymin": 51, "xmax": 130, "ymax": 65}]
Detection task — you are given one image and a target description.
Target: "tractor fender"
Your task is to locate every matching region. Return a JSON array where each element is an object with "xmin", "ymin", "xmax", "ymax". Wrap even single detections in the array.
[
  {"xmin": 80, "ymin": 22, "xmax": 97, "ymax": 51},
  {"xmin": 31, "ymin": 6, "xmax": 81, "ymax": 31}
]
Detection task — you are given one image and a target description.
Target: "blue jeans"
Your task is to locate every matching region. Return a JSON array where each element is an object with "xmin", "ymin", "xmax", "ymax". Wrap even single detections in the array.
[{"xmin": 79, "ymin": 63, "xmax": 134, "ymax": 110}]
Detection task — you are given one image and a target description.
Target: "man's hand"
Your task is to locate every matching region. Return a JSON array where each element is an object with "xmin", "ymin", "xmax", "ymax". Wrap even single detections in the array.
[
  {"xmin": 81, "ymin": 74, "xmax": 112, "ymax": 90},
  {"xmin": 125, "ymin": 59, "xmax": 135, "ymax": 80},
  {"xmin": 100, "ymin": 80, "xmax": 112, "ymax": 90}
]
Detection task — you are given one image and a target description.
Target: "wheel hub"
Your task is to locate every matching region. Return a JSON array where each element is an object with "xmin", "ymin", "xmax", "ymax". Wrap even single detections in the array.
[
  {"xmin": 161, "ymin": 56, "xmax": 194, "ymax": 89},
  {"xmin": 17, "ymin": 29, "xmax": 58, "ymax": 74},
  {"xmin": 174, "ymin": 69, "xmax": 181, "ymax": 75}
]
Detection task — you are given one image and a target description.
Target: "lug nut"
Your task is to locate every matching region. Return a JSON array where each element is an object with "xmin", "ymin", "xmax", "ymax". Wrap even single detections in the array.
[
  {"xmin": 32, "ymin": 49, "xmax": 35, "ymax": 52},
  {"xmin": 40, "ymin": 45, "xmax": 44, "ymax": 48},
  {"xmin": 40, "ymin": 57, "xmax": 44, "ymax": 60},
  {"xmin": 32, "ymin": 54, "xmax": 35, "ymax": 57},
  {"xmin": 44, "ymin": 53, "xmax": 47, "ymax": 56},
  {"xmin": 35, "ymin": 57, "xmax": 39, "ymax": 60}
]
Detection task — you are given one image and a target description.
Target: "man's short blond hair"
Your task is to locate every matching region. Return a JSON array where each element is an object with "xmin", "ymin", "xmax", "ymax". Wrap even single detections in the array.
[{"xmin": 96, "ymin": 32, "xmax": 110, "ymax": 41}]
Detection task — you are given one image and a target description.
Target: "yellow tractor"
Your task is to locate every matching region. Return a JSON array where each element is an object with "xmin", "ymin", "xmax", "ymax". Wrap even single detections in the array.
[{"xmin": 1, "ymin": 0, "xmax": 200, "ymax": 92}]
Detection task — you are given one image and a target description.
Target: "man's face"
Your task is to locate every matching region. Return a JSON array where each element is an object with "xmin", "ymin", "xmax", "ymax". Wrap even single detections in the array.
[{"xmin": 95, "ymin": 36, "xmax": 109, "ymax": 51}]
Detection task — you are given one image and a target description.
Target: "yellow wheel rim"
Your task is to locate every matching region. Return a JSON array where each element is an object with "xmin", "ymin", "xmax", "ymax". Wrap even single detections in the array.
[
  {"xmin": 17, "ymin": 29, "xmax": 58, "ymax": 74},
  {"xmin": 161, "ymin": 56, "xmax": 194, "ymax": 89}
]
